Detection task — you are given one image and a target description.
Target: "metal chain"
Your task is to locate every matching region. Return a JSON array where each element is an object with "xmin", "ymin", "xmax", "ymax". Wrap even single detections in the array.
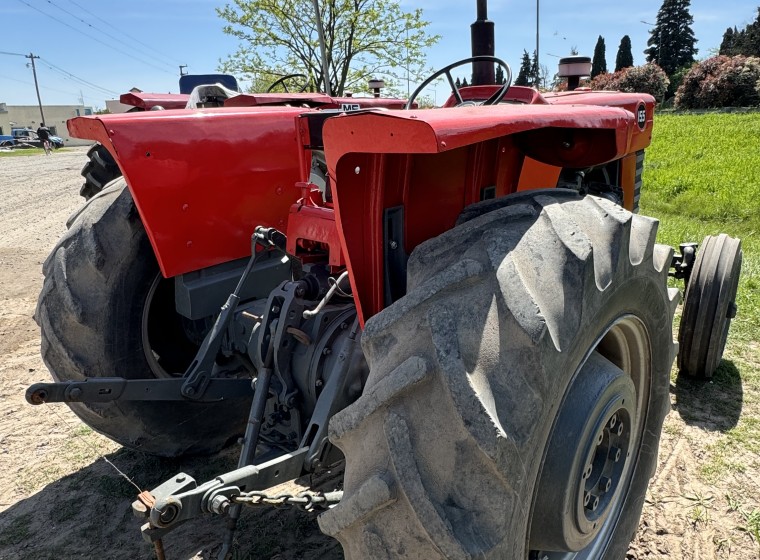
[{"xmin": 233, "ymin": 489, "xmax": 343, "ymax": 511}]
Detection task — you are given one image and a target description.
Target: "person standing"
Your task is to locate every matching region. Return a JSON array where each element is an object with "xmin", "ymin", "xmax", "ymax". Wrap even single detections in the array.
[{"xmin": 36, "ymin": 123, "xmax": 52, "ymax": 155}]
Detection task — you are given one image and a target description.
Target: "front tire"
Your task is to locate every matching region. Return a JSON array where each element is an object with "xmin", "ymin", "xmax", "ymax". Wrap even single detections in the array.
[
  {"xmin": 80, "ymin": 143, "xmax": 121, "ymax": 199},
  {"xmin": 319, "ymin": 193, "xmax": 678, "ymax": 559},
  {"xmin": 678, "ymin": 234, "xmax": 742, "ymax": 378},
  {"xmin": 36, "ymin": 178, "xmax": 251, "ymax": 457}
]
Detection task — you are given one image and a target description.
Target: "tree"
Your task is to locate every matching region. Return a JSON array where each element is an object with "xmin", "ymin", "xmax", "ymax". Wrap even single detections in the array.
[
  {"xmin": 515, "ymin": 50, "xmax": 532, "ymax": 86},
  {"xmin": 591, "ymin": 36, "xmax": 607, "ymax": 77},
  {"xmin": 644, "ymin": 0, "xmax": 698, "ymax": 76},
  {"xmin": 615, "ymin": 35, "xmax": 634, "ymax": 71},
  {"xmin": 720, "ymin": 9, "xmax": 760, "ymax": 57},
  {"xmin": 720, "ymin": 27, "xmax": 738, "ymax": 55},
  {"xmin": 217, "ymin": 0, "xmax": 439, "ymax": 96},
  {"xmin": 495, "ymin": 65, "xmax": 506, "ymax": 84},
  {"xmin": 530, "ymin": 50, "xmax": 540, "ymax": 86}
]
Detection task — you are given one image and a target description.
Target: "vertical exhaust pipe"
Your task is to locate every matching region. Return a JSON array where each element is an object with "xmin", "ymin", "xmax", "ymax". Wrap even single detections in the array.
[{"xmin": 471, "ymin": 0, "xmax": 495, "ymax": 85}]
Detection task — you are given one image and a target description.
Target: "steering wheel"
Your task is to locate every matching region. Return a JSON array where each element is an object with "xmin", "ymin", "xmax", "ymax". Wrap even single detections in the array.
[
  {"xmin": 405, "ymin": 55, "xmax": 512, "ymax": 110},
  {"xmin": 266, "ymin": 73, "xmax": 309, "ymax": 93}
]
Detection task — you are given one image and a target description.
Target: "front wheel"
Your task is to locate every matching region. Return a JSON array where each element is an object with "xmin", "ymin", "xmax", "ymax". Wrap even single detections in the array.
[
  {"xmin": 35, "ymin": 178, "xmax": 251, "ymax": 456},
  {"xmin": 320, "ymin": 192, "xmax": 678, "ymax": 558},
  {"xmin": 80, "ymin": 143, "xmax": 121, "ymax": 199}
]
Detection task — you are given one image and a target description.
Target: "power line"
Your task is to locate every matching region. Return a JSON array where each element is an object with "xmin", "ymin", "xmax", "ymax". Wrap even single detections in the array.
[
  {"xmin": 0, "ymin": 50, "xmax": 27, "ymax": 57},
  {"xmin": 16, "ymin": 0, "xmax": 175, "ymax": 76},
  {"xmin": 45, "ymin": 0, "xmax": 177, "ymax": 72},
  {"xmin": 68, "ymin": 0, "xmax": 184, "ymax": 68},
  {"xmin": 0, "ymin": 73, "xmax": 104, "ymax": 101},
  {"xmin": 38, "ymin": 57, "xmax": 120, "ymax": 96}
]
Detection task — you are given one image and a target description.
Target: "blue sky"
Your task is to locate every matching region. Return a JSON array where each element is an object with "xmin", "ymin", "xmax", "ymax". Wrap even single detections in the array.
[{"xmin": 1, "ymin": 0, "xmax": 757, "ymax": 108}]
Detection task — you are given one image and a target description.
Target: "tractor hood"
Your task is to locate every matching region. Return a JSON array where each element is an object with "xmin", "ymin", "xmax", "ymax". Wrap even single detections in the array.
[
  {"xmin": 319, "ymin": 103, "xmax": 646, "ymax": 324},
  {"xmin": 322, "ymin": 103, "xmax": 639, "ymax": 169}
]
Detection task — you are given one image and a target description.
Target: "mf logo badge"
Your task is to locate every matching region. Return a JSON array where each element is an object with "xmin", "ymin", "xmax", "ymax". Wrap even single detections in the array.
[
  {"xmin": 341, "ymin": 103, "xmax": 361, "ymax": 111},
  {"xmin": 637, "ymin": 103, "xmax": 647, "ymax": 130}
]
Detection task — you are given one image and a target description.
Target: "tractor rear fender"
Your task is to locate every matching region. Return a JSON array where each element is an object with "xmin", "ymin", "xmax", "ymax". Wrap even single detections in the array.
[
  {"xmin": 321, "ymin": 104, "xmax": 641, "ymax": 325},
  {"xmin": 119, "ymin": 92, "xmax": 191, "ymax": 110},
  {"xmin": 119, "ymin": 91, "xmax": 190, "ymax": 111},
  {"xmin": 68, "ymin": 106, "xmax": 310, "ymax": 278}
]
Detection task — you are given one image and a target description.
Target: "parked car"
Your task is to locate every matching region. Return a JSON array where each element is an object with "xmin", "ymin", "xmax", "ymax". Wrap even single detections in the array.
[{"xmin": 0, "ymin": 128, "xmax": 64, "ymax": 149}]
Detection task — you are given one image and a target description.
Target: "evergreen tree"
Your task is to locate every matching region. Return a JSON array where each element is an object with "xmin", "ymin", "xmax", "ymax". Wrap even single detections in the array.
[
  {"xmin": 515, "ymin": 50, "xmax": 532, "ymax": 86},
  {"xmin": 644, "ymin": 0, "xmax": 698, "ymax": 76},
  {"xmin": 720, "ymin": 26, "xmax": 738, "ymax": 55},
  {"xmin": 455, "ymin": 77, "xmax": 462, "ymax": 88},
  {"xmin": 530, "ymin": 50, "xmax": 540, "ymax": 86},
  {"xmin": 591, "ymin": 36, "xmax": 607, "ymax": 77},
  {"xmin": 748, "ymin": 8, "xmax": 760, "ymax": 56},
  {"xmin": 721, "ymin": 9, "xmax": 760, "ymax": 57},
  {"xmin": 495, "ymin": 65, "xmax": 505, "ymax": 84},
  {"xmin": 615, "ymin": 35, "xmax": 634, "ymax": 71},
  {"xmin": 461, "ymin": 78, "xmax": 469, "ymax": 87}
]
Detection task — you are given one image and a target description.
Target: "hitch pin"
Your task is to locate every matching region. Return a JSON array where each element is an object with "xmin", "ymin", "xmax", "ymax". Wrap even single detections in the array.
[{"xmin": 154, "ymin": 539, "xmax": 166, "ymax": 560}]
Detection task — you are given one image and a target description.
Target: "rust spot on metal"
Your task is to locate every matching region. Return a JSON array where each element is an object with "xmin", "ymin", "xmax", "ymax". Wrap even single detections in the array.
[
  {"xmin": 137, "ymin": 490, "xmax": 157, "ymax": 509},
  {"xmin": 286, "ymin": 326, "xmax": 312, "ymax": 346}
]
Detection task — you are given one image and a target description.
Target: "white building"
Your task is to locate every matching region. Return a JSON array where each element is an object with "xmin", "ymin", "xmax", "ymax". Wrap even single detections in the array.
[{"xmin": 0, "ymin": 102, "xmax": 95, "ymax": 146}]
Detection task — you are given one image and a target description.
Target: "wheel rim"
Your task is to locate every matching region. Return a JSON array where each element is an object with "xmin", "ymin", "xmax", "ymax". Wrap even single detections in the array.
[
  {"xmin": 529, "ymin": 315, "xmax": 652, "ymax": 558},
  {"xmin": 141, "ymin": 274, "xmax": 202, "ymax": 378}
]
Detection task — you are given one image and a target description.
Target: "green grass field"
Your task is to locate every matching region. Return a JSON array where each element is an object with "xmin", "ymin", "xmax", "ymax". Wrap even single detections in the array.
[
  {"xmin": 642, "ymin": 112, "xmax": 760, "ymax": 497},
  {"xmin": 0, "ymin": 147, "xmax": 67, "ymax": 157},
  {"xmin": 642, "ymin": 112, "xmax": 760, "ymax": 344}
]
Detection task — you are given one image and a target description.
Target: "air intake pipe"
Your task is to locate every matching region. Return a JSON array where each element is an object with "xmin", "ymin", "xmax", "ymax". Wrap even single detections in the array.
[{"xmin": 558, "ymin": 56, "xmax": 592, "ymax": 91}]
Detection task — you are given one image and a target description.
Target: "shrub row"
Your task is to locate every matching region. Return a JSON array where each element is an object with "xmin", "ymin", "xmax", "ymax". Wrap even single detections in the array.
[
  {"xmin": 582, "ymin": 55, "xmax": 760, "ymax": 110},
  {"xmin": 675, "ymin": 55, "xmax": 760, "ymax": 109}
]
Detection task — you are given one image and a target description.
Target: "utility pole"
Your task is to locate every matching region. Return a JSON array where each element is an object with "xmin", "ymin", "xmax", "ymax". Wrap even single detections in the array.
[
  {"xmin": 536, "ymin": 0, "xmax": 540, "ymax": 87},
  {"xmin": 26, "ymin": 53, "xmax": 45, "ymax": 125}
]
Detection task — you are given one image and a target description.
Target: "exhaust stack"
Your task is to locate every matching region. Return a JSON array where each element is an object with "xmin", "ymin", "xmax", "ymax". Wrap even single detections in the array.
[{"xmin": 471, "ymin": 0, "xmax": 495, "ymax": 85}]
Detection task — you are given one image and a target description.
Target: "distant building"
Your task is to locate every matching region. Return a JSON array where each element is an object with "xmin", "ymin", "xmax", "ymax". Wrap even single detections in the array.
[
  {"xmin": 105, "ymin": 87, "xmax": 143, "ymax": 114},
  {"xmin": 0, "ymin": 102, "xmax": 95, "ymax": 146}
]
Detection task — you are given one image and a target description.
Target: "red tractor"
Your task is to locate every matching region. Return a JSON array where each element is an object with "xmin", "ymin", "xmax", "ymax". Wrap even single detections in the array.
[{"xmin": 28, "ymin": 6, "xmax": 741, "ymax": 559}]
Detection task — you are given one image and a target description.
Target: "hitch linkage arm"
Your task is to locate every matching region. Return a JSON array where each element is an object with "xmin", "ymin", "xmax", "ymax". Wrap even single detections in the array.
[
  {"xmin": 132, "ymin": 448, "xmax": 308, "ymax": 542},
  {"xmin": 26, "ymin": 377, "xmax": 254, "ymax": 405}
]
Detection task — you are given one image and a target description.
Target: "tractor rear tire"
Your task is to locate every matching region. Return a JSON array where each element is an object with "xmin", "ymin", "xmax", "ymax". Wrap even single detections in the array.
[
  {"xmin": 320, "ymin": 193, "xmax": 678, "ymax": 559},
  {"xmin": 36, "ymin": 178, "xmax": 251, "ymax": 457},
  {"xmin": 678, "ymin": 234, "xmax": 742, "ymax": 378},
  {"xmin": 80, "ymin": 143, "xmax": 121, "ymax": 200}
]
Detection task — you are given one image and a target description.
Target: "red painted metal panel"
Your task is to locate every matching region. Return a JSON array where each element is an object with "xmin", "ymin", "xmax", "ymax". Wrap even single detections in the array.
[
  {"xmin": 68, "ymin": 107, "xmax": 309, "ymax": 278},
  {"xmin": 323, "ymin": 104, "xmax": 640, "ymax": 324},
  {"xmin": 544, "ymin": 91, "xmax": 655, "ymax": 152},
  {"xmin": 286, "ymin": 202, "xmax": 345, "ymax": 269},
  {"xmin": 119, "ymin": 92, "xmax": 190, "ymax": 110},
  {"xmin": 441, "ymin": 85, "xmax": 549, "ymax": 107},
  {"xmin": 322, "ymin": 104, "xmax": 633, "ymax": 159}
]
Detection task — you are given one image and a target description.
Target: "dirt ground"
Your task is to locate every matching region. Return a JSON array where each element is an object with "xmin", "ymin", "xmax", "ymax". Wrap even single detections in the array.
[{"xmin": 0, "ymin": 149, "xmax": 758, "ymax": 559}]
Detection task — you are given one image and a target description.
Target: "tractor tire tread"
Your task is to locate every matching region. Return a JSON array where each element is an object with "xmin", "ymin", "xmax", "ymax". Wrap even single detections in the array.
[{"xmin": 321, "ymin": 193, "xmax": 677, "ymax": 559}]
